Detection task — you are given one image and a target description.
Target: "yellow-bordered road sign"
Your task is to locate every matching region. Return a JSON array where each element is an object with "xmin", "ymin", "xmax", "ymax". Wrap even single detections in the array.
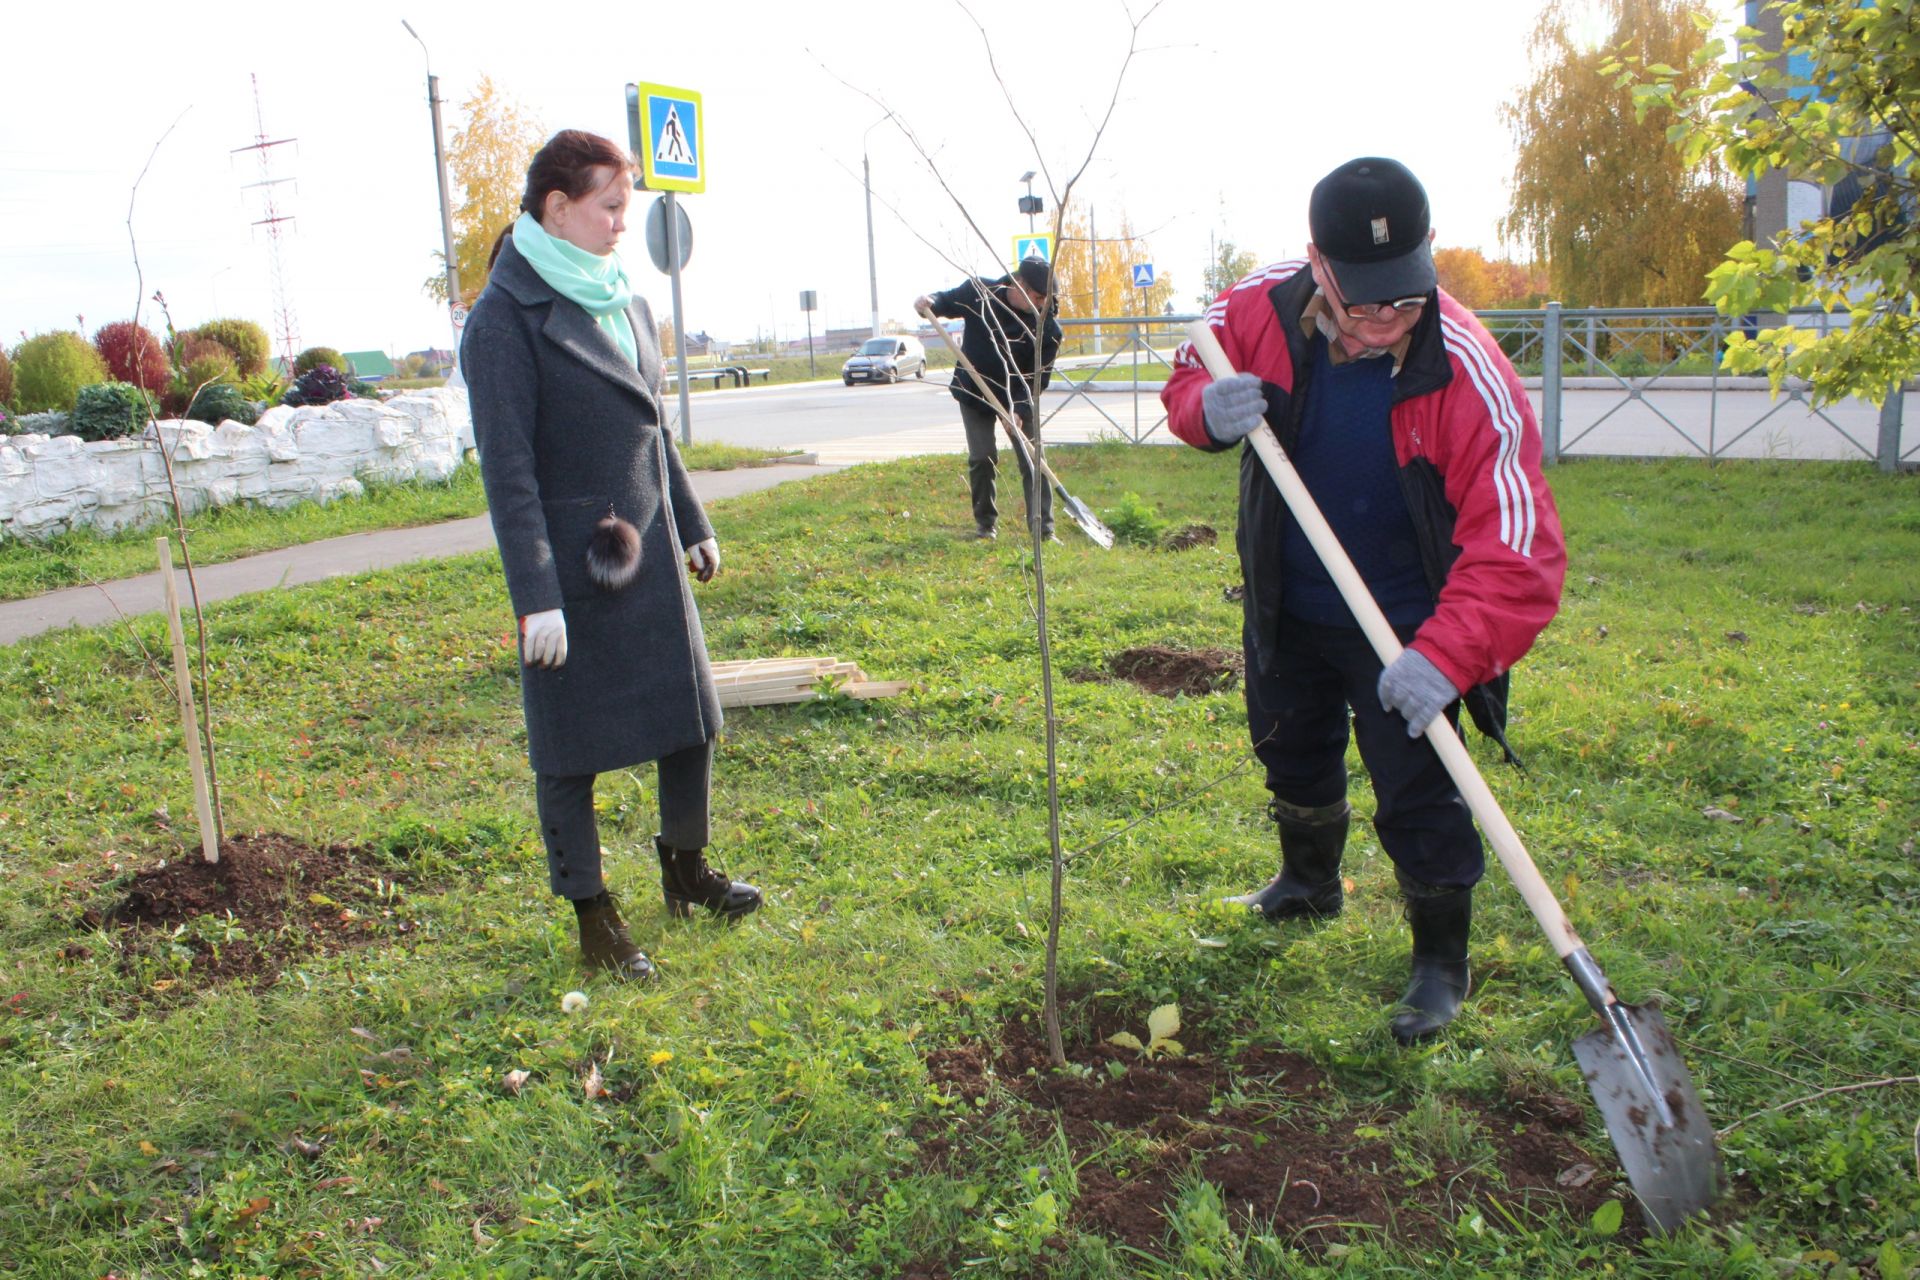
[
  {"xmin": 638, "ymin": 82, "xmax": 704, "ymax": 193},
  {"xmin": 1011, "ymin": 233, "xmax": 1053, "ymax": 265}
]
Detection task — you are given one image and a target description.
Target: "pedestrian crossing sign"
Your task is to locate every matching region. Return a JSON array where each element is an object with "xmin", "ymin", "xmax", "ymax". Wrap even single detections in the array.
[
  {"xmin": 1132, "ymin": 263, "xmax": 1156, "ymax": 288},
  {"xmin": 1012, "ymin": 234, "xmax": 1053, "ymax": 266},
  {"xmin": 637, "ymin": 81, "xmax": 704, "ymax": 193}
]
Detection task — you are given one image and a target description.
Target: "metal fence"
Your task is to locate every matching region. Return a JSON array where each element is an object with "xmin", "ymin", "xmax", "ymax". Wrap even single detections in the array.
[{"xmin": 1048, "ymin": 308, "xmax": 1914, "ymax": 470}]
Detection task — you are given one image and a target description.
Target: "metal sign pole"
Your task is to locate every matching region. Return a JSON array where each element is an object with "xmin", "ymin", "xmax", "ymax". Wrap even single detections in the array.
[{"xmin": 665, "ymin": 191, "xmax": 692, "ymax": 445}]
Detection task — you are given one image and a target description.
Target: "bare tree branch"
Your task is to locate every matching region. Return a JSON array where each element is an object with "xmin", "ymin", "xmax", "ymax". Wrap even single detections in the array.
[{"xmin": 125, "ymin": 111, "xmax": 227, "ymax": 847}]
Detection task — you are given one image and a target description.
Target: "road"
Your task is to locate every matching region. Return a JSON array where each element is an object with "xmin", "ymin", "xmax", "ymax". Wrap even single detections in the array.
[{"xmin": 667, "ymin": 372, "xmax": 1176, "ymax": 465}]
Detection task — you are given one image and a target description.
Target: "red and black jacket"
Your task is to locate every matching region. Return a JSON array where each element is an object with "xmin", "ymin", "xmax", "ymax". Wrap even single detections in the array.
[{"xmin": 1163, "ymin": 261, "xmax": 1566, "ymax": 756}]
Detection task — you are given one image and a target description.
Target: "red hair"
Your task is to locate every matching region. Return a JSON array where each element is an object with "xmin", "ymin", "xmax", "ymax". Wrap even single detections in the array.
[{"xmin": 490, "ymin": 130, "xmax": 636, "ymax": 266}]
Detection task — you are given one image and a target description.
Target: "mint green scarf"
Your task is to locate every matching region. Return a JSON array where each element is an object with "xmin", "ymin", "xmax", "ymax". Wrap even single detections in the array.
[{"xmin": 511, "ymin": 212, "xmax": 638, "ymax": 366}]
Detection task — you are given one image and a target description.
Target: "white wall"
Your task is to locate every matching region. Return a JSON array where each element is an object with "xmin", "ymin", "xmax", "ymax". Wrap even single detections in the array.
[{"xmin": 0, "ymin": 390, "xmax": 473, "ymax": 542}]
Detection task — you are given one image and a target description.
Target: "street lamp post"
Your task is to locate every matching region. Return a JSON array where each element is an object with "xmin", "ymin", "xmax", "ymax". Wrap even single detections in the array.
[
  {"xmin": 1018, "ymin": 169, "xmax": 1041, "ymax": 234},
  {"xmin": 402, "ymin": 19, "xmax": 461, "ymax": 350},
  {"xmin": 863, "ymin": 115, "xmax": 888, "ymax": 340}
]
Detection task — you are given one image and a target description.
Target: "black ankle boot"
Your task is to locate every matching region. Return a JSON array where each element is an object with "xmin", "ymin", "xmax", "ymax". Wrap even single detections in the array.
[
  {"xmin": 1226, "ymin": 799, "xmax": 1349, "ymax": 921},
  {"xmin": 1390, "ymin": 873, "xmax": 1472, "ymax": 1044},
  {"xmin": 656, "ymin": 837, "xmax": 762, "ymax": 921},
  {"xmin": 574, "ymin": 892, "xmax": 656, "ymax": 981}
]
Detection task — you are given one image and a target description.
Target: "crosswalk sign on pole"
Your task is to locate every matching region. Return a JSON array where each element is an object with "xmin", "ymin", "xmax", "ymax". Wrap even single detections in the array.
[
  {"xmin": 1132, "ymin": 262, "xmax": 1156, "ymax": 288},
  {"xmin": 637, "ymin": 81, "xmax": 704, "ymax": 193},
  {"xmin": 1012, "ymin": 234, "xmax": 1053, "ymax": 266}
]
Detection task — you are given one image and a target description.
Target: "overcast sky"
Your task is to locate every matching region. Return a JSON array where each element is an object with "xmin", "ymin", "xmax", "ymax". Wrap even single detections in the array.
[{"xmin": 3, "ymin": 0, "xmax": 1598, "ymax": 359}]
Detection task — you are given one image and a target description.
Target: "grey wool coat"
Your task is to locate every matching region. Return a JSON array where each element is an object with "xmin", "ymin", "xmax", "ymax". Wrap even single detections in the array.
[{"xmin": 461, "ymin": 235, "xmax": 722, "ymax": 777}]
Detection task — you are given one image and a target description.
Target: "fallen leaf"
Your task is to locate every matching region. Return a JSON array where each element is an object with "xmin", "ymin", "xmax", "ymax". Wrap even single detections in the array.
[
  {"xmin": 1702, "ymin": 806, "xmax": 1743, "ymax": 823},
  {"xmin": 502, "ymin": 1069, "xmax": 530, "ymax": 1096},
  {"xmin": 283, "ymin": 1135, "xmax": 325, "ymax": 1160},
  {"xmin": 313, "ymin": 1176, "xmax": 357, "ymax": 1191},
  {"xmin": 1724, "ymin": 630, "xmax": 1749, "ymax": 644},
  {"xmin": 472, "ymin": 1219, "xmax": 495, "ymax": 1248},
  {"xmin": 348, "ymin": 1027, "xmax": 377, "ymax": 1043},
  {"xmin": 582, "ymin": 1063, "xmax": 607, "ymax": 1100},
  {"xmin": 138, "ymin": 1140, "xmax": 158, "ymax": 1157},
  {"xmin": 1556, "ymin": 1162, "xmax": 1597, "ymax": 1188},
  {"xmin": 234, "ymin": 1196, "xmax": 272, "ymax": 1224}
]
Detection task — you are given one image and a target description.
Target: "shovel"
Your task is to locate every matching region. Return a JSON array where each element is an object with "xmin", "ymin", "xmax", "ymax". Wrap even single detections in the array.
[
  {"xmin": 1184, "ymin": 321, "xmax": 1720, "ymax": 1232},
  {"xmin": 916, "ymin": 301, "xmax": 1114, "ymax": 548}
]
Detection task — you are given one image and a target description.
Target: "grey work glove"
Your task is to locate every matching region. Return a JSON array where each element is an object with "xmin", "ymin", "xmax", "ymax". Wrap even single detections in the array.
[
  {"xmin": 1201, "ymin": 370, "xmax": 1266, "ymax": 444},
  {"xmin": 519, "ymin": 608, "xmax": 568, "ymax": 669},
  {"xmin": 1377, "ymin": 648, "xmax": 1458, "ymax": 737}
]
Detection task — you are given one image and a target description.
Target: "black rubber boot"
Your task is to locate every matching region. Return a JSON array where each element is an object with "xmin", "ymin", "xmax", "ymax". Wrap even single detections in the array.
[
  {"xmin": 656, "ymin": 837, "xmax": 762, "ymax": 921},
  {"xmin": 1389, "ymin": 872, "xmax": 1472, "ymax": 1044},
  {"xmin": 1225, "ymin": 799, "xmax": 1349, "ymax": 921},
  {"xmin": 574, "ymin": 892, "xmax": 656, "ymax": 981}
]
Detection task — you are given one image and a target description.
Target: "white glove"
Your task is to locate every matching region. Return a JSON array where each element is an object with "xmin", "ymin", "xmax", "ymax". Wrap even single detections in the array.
[
  {"xmin": 519, "ymin": 608, "xmax": 568, "ymax": 669},
  {"xmin": 1202, "ymin": 371, "xmax": 1267, "ymax": 444},
  {"xmin": 687, "ymin": 537, "xmax": 720, "ymax": 583}
]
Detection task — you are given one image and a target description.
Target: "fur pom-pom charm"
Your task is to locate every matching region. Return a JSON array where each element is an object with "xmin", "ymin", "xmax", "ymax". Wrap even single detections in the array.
[{"xmin": 586, "ymin": 509, "xmax": 642, "ymax": 591}]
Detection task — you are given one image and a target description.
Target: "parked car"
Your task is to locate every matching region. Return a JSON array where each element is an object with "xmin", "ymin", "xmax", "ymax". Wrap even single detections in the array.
[{"xmin": 842, "ymin": 335, "xmax": 926, "ymax": 385}]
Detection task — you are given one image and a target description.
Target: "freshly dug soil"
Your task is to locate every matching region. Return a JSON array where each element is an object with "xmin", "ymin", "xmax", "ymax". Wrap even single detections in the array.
[
  {"xmin": 84, "ymin": 831, "xmax": 421, "ymax": 987},
  {"xmin": 1160, "ymin": 523, "xmax": 1218, "ymax": 551},
  {"xmin": 913, "ymin": 1017, "xmax": 1635, "ymax": 1265},
  {"xmin": 1086, "ymin": 645, "xmax": 1243, "ymax": 697}
]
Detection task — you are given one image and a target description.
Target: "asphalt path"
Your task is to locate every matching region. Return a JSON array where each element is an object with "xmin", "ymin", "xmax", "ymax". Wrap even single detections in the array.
[{"xmin": 0, "ymin": 464, "xmax": 832, "ymax": 647}]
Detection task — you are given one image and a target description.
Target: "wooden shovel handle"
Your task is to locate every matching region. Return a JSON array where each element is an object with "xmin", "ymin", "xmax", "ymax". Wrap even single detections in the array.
[{"xmin": 1183, "ymin": 321, "xmax": 1586, "ymax": 963}]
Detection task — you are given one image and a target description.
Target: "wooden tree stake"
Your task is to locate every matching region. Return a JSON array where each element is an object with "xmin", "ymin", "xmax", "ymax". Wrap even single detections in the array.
[{"xmin": 155, "ymin": 536, "xmax": 219, "ymax": 864}]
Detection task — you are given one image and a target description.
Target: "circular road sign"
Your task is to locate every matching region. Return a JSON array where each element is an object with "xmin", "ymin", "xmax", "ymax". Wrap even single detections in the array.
[{"xmin": 644, "ymin": 197, "xmax": 693, "ymax": 274}]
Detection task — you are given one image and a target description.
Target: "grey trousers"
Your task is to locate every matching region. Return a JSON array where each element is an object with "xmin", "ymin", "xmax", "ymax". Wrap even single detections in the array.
[
  {"xmin": 535, "ymin": 738, "xmax": 713, "ymax": 899},
  {"xmin": 958, "ymin": 396, "xmax": 1051, "ymax": 535}
]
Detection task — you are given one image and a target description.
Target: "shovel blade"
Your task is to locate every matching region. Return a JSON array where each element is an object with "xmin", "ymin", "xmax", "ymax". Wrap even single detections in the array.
[
  {"xmin": 1572, "ymin": 1003, "xmax": 1721, "ymax": 1233},
  {"xmin": 1055, "ymin": 488, "xmax": 1115, "ymax": 549}
]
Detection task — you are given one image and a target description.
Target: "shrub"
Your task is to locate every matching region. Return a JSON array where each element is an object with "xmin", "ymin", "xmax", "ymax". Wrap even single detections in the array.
[
  {"xmin": 293, "ymin": 346, "xmax": 346, "ymax": 377},
  {"xmin": 12, "ymin": 411, "xmax": 69, "ymax": 436},
  {"xmin": 190, "ymin": 318, "xmax": 270, "ymax": 376},
  {"xmin": 1105, "ymin": 491, "xmax": 1170, "ymax": 547},
  {"xmin": 175, "ymin": 334, "xmax": 232, "ymax": 368},
  {"xmin": 92, "ymin": 321, "xmax": 172, "ymax": 394},
  {"xmin": 12, "ymin": 331, "xmax": 109, "ymax": 413},
  {"xmin": 0, "ymin": 346, "xmax": 13, "ymax": 407},
  {"xmin": 69, "ymin": 381, "xmax": 152, "ymax": 442},
  {"xmin": 237, "ymin": 369, "xmax": 287, "ymax": 404},
  {"xmin": 186, "ymin": 382, "xmax": 258, "ymax": 427},
  {"xmin": 0, "ymin": 404, "xmax": 17, "ymax": 435},
  {"xmin": 283, "ymin": 364, "xmax": 349, "ymax": 407}
]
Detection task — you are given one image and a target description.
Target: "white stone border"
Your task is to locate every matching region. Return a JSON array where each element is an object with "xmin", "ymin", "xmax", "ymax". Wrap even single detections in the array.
[{"xmin": 0, "ymin": 389, "xmax": 474, "ymax": 541}]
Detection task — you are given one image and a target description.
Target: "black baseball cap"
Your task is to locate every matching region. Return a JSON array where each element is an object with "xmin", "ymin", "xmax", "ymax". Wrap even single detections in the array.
[
  {"xmin": 1308, "ymin": 157, "xmax": 1436, "ymax": 304},
  {"xmin": 1015, "ymin": 256, "xmax": 1054, "ymax": 296}
]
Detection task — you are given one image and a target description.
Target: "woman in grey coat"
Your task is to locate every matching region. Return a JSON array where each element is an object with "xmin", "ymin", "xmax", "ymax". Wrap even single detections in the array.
[{"xmin": 461, "ymin": 130, "xmax": 761, "ymax": 981}]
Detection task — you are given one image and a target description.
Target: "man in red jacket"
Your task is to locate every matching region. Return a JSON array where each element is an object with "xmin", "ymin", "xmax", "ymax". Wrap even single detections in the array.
[{"xmin": 1162, "ymin": 157, "xmax": 1566, "ymax": 1043}]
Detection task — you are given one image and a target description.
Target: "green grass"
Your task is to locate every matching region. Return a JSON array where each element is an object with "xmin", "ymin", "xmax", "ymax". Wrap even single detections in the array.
[
  {"xmin": 1, "ymin": 452, "xmax": 1916, "ymax": 1276},
  {"xmin": 0, "ymin": 445, "xmax": 800, "ymax": 603}
]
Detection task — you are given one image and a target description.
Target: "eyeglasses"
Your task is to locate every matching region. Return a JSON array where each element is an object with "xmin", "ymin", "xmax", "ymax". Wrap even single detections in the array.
[
  {"xmin": 1322, "ymin": 260, "xmax": 1427, "ymax": 320},
  {"xmin": 1341, "ymin": 295, "xmax": 1427, "ymax": 320}
]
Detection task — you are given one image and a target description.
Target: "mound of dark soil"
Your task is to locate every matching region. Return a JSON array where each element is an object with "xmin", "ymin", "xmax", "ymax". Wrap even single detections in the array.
[
  {"xmin": 84, "ymin": 831, "xmax": 420, "ymax": 987},
  {"xmin": 916, "ymin": 1019, "xmax": 1632, "ymax": 1264},
  {"xmin": 1089, "ymin": 645, "xmax": 1243, "ymax": 697},
  {"xmin": 1161, "ymin": 523, "xmax": 1218, "ymax": 551}
]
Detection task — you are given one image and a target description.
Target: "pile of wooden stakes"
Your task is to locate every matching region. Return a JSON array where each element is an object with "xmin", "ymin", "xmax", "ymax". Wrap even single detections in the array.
[{"xmin": 710, "ymin": 657, "xmax": 908, "ymax": 709}]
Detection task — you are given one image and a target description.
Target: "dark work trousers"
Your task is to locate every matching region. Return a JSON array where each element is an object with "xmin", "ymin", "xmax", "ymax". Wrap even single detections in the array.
[
  {"xmin": 958, "ymin": 395, "xmax": 1052, "ymax": 535},
  {"xmin": 1244, "ymin": 614, "xmax": 1484, "ymax": 889},
  {"xmin": 534, "ymin": 738, "xmax": 714, "ymax": 899}
]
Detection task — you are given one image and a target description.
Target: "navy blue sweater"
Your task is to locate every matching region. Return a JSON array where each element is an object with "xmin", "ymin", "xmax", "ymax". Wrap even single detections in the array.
[{"xmin": 1279, "ymin": 341, "xmax": 1434, "ymax": 629}]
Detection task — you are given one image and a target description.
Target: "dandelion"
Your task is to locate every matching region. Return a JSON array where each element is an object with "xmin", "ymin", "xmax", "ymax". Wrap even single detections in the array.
[
  {"xmin": 561, "ymin": 990, "xmax": 589, "ymax": 1014},
  {"xmin": 649, "ymin": 1050, "xmax": 673, "ymax": 1067}
]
